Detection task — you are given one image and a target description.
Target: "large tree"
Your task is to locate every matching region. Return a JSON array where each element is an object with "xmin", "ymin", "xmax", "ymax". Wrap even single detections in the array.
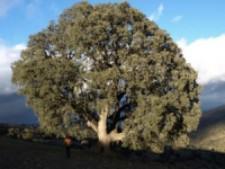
[{"xmin": 12, "ymin": 2, "xmax": 201, "ymax": 152}]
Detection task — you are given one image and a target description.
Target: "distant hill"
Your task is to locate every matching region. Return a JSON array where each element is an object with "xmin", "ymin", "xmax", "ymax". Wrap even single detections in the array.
[
  {"xmin": 1, "ymin": 80, "xmax": 225, "ymax": 124},
  {"xmin": 198, "ymin": 105, "xmax": 225, "ymax": 129},
  {"xmin": 191, "ymin": 104, "xmax": 225, "ymax": 152},
  {"xmin": 0, "ymin": 94, "xmax": 38, "ymax": 124},
  {"xmin": 200, "ymin": 80, "xmax": 225, "ymax": 111}
]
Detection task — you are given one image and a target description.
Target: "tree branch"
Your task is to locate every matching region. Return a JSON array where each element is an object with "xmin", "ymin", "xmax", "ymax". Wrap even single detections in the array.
[
  {"xmin": 109, "ymin": 129, "xmax": 125, "ymax": 141},
  {"xmin": 86, "ymin": 120, "xmax": 98, "ymax": 133},
  {"xmin": 99, "ymin": 104, "xmax": 108, "ymax": 122},
  {"xmin": 97, "ymin": 104, "xmax": 109, "ymax": 137}
]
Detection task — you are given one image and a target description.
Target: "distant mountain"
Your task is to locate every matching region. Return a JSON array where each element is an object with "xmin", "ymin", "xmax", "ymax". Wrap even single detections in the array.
[
  {"xmin": 191, "ymin": 104, "xmax": 225, "ymax": 152},
  {"xmin": 0, "ymin": 94, "xmax": 38, "ymax": 124},
  {"xmin": 0, "ymin": 80, "xmax": 225, "ymax": 124},
  {"xmin": 200, "ymin": 80, "xmax": 225, "ymax": 111},
  {"xmin": 199, "ymin": 105, "xmax": 225, "ymax": 129}
]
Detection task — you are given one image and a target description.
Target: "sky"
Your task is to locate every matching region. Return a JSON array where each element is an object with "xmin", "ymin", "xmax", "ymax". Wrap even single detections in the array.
[{"xmin": 1, "ymin": 0, "xmax": 225, "ymax": 94}]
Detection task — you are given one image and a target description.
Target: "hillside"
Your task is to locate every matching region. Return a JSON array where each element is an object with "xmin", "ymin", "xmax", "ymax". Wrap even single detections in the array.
[
  {"xmin": 200, "ymin": 80, "xmax": 225, "ymax": 111},
  {"xmin": 0, "ymin": 94, "xmax": 37, "ymax": 124},
  {"xmin": 1, "ymin": 136, "xmax": 225, "ymax": 169},
  {"xmin": 191, "ymin": 105, "xmax": 225, "ymax": 152},
  {"xmin": 0, "ymin": 80, "xmax": 224, "ymax": 124}
]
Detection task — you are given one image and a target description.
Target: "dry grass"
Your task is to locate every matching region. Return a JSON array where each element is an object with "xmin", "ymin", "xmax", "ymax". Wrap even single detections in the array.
[
  {"xmin": 191, "ymin": 123, "xmax": 225, "ymax": 152},
  {"xmin": 191, "ymin": 105, "xmax": 225, "ymax": 153}
]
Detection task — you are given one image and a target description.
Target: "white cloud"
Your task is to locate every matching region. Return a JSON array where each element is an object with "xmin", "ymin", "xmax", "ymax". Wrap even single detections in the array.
[
  {"xmin": 0, "ymin": 41, "xmax": 26, "ymax": 94},
  {"xmin": 171, "ymin": 15, "xmax": 183, "ymax": 23},
  {"xmin": 0, "ymin": 0, "xmax": 20, "ymax": 16},
  {"xmin": 149, "ymin": 3, "xmax": 164, "ymax": 21},
  {"xmin": 177, "ymin": 34, "xmax": 225, "ymax": 84}
]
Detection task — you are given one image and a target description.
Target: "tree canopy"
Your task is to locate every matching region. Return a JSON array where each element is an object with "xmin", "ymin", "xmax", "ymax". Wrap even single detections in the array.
[{"xmin": 12, "ymin": 2, "xmax": 201, "ymax": 152}]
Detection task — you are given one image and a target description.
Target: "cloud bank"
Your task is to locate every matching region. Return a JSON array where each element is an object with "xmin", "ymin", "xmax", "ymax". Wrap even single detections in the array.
[
  {"xmin": 177, "ymin": 34, "xmax": 225, "ymax": 84},
  {"xmin": 0, "ymin": 41, "xmax": 26, "ymax": 94},
  {"xmin": 1, "ymin": 33, "xmax": 225, "ymax": 94}
]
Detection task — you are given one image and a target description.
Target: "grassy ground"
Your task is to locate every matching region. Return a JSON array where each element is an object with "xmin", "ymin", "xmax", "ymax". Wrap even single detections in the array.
[
  {"xmin": 0, "ymin": 136, "xmax": 161, "ymax": 169},
  {"xmin": 191, "ymin": 123, "xmax": 225, "ymax": 153},
  {"xmin": 1, "ymin": 136, "xmax": 225, "ymax": 169}
]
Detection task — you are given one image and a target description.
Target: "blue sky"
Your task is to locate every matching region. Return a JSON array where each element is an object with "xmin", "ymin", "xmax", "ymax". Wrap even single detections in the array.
[
  {"xmin": 1, "ymin": 0, "xmax": 225, "ymax": 44},
  {"xmin": 1, "ymin": 0, "xmax": 225, "ymax": 94}
]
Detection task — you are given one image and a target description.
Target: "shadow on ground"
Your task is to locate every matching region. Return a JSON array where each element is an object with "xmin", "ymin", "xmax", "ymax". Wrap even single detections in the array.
[{"xmin": 0, "ymin": 136, "xmax": 225, "ymax": 169}]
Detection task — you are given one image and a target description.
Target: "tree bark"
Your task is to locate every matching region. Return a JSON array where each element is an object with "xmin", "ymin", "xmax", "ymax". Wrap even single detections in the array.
[
  {"xmin": 97, "ymin": 104, "xmax": 111, "ymax": 148},
  {"xmin": 86, "ymin": 104, "xmax": 124, "ymax": 148}
]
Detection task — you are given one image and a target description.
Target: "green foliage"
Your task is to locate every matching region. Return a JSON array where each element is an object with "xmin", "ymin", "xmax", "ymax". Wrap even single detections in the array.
[
  {"xmin": 12, "ymin": 2, "xmax": 201, "ymax": 152},
  {"xmin": 8, "ymin": 127, "xmax": 34, "ymax": 140},
  {"xmin": 21, "ymin": 128, "xmax": 34, "ymax": 140},
  {"xmin": 8, "ymin": 128, "xmax": 20, "ymax": 138}
]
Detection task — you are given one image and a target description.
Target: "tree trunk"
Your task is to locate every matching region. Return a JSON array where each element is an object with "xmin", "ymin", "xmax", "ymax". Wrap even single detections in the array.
[
  {"xmin": 97, "ymin": 105, "xmax": 112, "ymax": 150},
  {"xmin": 87, "ymin": 104, "xmax": 124, "ymax": 150}
]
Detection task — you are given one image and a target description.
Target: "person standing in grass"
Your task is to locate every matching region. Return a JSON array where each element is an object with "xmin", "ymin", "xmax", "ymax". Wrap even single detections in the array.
[{"xmin": 64, "ymin": 135, "xmax": 73, "ymax": 159}]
